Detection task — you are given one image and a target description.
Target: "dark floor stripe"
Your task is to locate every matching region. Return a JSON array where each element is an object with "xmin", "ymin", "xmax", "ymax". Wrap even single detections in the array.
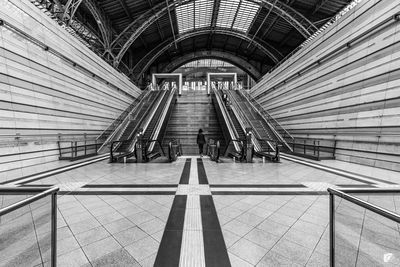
[
  {"xmin": 60, "ymin": 191, "xmax": 176, "ymax": 195},
  {"xmin": 82, "ymin": 184, "xmax": 178, "ymax": 188},
  {"xmin": 212, "ymin": 191, "xmax": 328, "ymax": 195},
  {"xmin": 179, "ymin": 159, "xmax": 191, "ymax": 184},
  {"xmin": 200, "ymin": 195, "xmax": 230, "ymax": 267},
  {"xmin": 197, "ymin": 158, "xmax": 208, "ymax": 184},
  {"xmin": 154, "ymin": 195, "xmax": 187, "ymax": 267},
  {"xmin": 336, "ymin": 184, "xmax": 377, "ymax": 188},
  {"xmin": 18, "ymin": 184, "xmax": 55, "ymax": 187},
  {"xmin": 210, "ymin": 184, "xmax": 306, "ymax": 188}
]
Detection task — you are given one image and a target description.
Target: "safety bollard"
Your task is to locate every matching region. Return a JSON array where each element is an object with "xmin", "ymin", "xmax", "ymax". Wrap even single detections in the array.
[
  {"xmin": 124, "ymin": 157, "xmax": 126, "ymax": 164},
  {"xmin": 233, "ymin": 157, "xmax": 236, "ymax": 162},
  {"xmin": 262, "ymin": 156, "xmax": 265, "ymax": 163}
]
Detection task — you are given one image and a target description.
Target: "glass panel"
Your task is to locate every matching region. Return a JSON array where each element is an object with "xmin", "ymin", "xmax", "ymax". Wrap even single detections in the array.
[
  {"xmin": 180, "ymin": 59, "xmax": 234, "ymax": 68},
  {"xmin": 216, "ymin": 0, "xmax": 240, "ymax": 28},
  {"xmin": 175, "ymin": 0, "xmax": 214, "ymax": 34},
  {"xmin": 0, "ymin": 194, "xmax": 52, "ymax": 266},
  {"xmin": 232, "ymin": 0, "xmax": 260, "ymax": 32},
  {"xmin": 334, "ymin": 195, "xmax": 400, "ymax": 266},
  {"xmin": 175, "ymin": 1, "xmax": 194, "ymax": 33},
  {"xmin": 194, "ymin": 0, "xmax": 214, "ymax": 29}
]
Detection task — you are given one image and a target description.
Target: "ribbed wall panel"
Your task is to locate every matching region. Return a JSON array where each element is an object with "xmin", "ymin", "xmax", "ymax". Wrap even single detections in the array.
[
  {"xmin": 0, "ymin": 0, "xmax": 141, "ymax": 182},
  {"xmin": 251, "ymin": 0, "xmax": 400, "ymax": 171}
]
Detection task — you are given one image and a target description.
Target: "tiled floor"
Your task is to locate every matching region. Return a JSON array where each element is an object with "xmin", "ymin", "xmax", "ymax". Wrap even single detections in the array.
[{"xmin": 0, "ymin": 156, "xmax": 399, "ymax": 266}]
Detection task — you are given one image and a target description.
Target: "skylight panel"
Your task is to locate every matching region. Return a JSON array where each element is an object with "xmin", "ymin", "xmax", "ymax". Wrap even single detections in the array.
[
  {"xmin": 195, "ymin": 0, "xmax": 213, "ymax": 29},
  {"xmin": 232, "ymin": 0, "xmax": 259, "ymax": 32},
  {"xmin": 175, "ymin": 2, "xmax": 194, "ymax": 33},
  {"xmin": 175, "ymin": 0, "xmax": 213, "ymax": 34},
  {"xmin": 216, "ymin": 0, "xmax": 240, "ymax": 28},
  {"xmin": 180, "ymin": 59, "xmax": 233, "ymax": 68}
]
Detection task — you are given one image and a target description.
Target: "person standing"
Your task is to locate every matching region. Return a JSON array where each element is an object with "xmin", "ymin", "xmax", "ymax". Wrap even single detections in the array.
[{"xmin": 197, "ymin": 129, "xmax": 206, "ymax": 157}]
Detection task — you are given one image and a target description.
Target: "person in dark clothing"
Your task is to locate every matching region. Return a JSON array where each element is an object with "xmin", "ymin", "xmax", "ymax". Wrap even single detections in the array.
[{"xmin": 196, "ymin": 129, "xmax": 206, "ymax": 157}]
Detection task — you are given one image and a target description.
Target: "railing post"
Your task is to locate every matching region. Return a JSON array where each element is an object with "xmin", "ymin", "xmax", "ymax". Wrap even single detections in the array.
[
  {"xmin": 74, "ymin": 141, "xmax": 78, "ymax": 158},
  {"xmin": 313, "ymin": 140, "xmax": 316, "ymax": 155},
  {"xmin": 110, "ymin": 142, "xmax": 114, "ymax": 163},
  {"xmin": 70, "ymin": 141, "xmax": 74, "ymax": 158},
  {"xmin": 333, "ymin": 140, "xmax": 337, "ymax": 158},
  {"xmin": 51, "ymin": 192, "xmax": 57, "ymax": 267},
  {"xmin": 292, "ymin": 139, "xmax": 295, "ymax": 152},
  {"xmin": 329, "ymin": 193, "xmax": 335, "ymax": 267},
  {"xmin": 317, "ymin": 141, "xmax": 320, "ymax": 160},
  {"xmin": 304, "ymin": 140, "xmax": 306, "ymax": 155},
  {"xmin": 57, "ymin": 141, "xmax": 61, "ymax": 159}
]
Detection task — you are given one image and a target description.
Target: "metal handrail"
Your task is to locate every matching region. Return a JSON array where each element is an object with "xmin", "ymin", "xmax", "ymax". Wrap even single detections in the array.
[
  {"xmin": 97, "ymin": 88, "xmax": 152, "ymax": 151},
  {"xmin": 113, "ymin": 90, "xmax": 164, "ymax": 153},
  {"xmin": 0, "ymin": 186, "xmax": 59, "ymax": 266},
  {"xmin": 211, "ymin": 86, "xmax": 241, "ymax": 152},
  {"xmin": 240, "ymin": 89, "xmax": 294, "ymax": 142},
  {"xmin": 225, "ymin": 90, "xmax": 271, "ymax": 152},
  {"xmin": 147, "ymin": 88, "xmax": 176, "ymax": 152},
  {"xmin": 327, "ymin": 188, "xmax": 400, "ymax": 267},
  {"xmin": 328, "ymin": 188, "xmax": 400, "ymax": 223}
]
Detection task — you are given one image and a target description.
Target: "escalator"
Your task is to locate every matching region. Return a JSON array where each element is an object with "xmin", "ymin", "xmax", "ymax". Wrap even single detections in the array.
[
  {"xmin": 228, "ymin": 90, "xmax": 276, "ymax": 152},
  {"xmin": 211, "ymin": 87, "xmax": 246, "ymax": 161},
  {"xmin": 109, "ymin": 88, "xmax": 178, "ymax": 163},
  {"xmin": 112, "ymin": 90, "xmax": 162, "ymax": 154},
  {"xmin": 212, "ymin": 86, "xmax": 290, "ymax": 162}
]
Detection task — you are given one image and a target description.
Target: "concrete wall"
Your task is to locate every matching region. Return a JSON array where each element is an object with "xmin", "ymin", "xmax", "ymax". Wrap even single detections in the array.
[
  {"xmin": 0, "ymin": 0, "xmax": 141, "ymax": 182},
  {"xmin": 251, "ymin": 0, "xmax": 400, "ymax": 171}
]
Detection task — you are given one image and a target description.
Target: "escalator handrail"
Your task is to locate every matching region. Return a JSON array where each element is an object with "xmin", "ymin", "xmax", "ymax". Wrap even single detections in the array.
[
  {"xmin": 112, "ymin": 91, "xmax": 164, "ymax": 154},
  {"xmin": 98, "ymin": 88, "xmax": 153, "ymax": 151},
  {"xmin": 211, "ymin": 87, "xmax": 241, "ymax": 152},
  {"xmin": 110, "ymin": 139, "xmax": 136, "ymax": 162},
  {"xmin": 167, "ymin": 138, "xmax": 182, "ymax": 158},
  {"xmin": 223, "ymin": 139, "xmax": 245, "ymax": 159},
  {"xmin": 241, "ymin": 89, "xmax": 293, "ymax": 139},
  {"xmin": 145, "ymin": 139, "xmax": 166, "ymax": 156},
  {"xmin": 123, "ymin": 90, "xmax": 165, "ymax": 151},
  {"xmin": 239, "ymin": 90, "xmax": 294, "ymax": 150},
  {"xmin": 147, "ymin": 88, "xmax": 176, "ymax": 148},
  {"xmin": 225, "ymin": 90, "xmax": 267, "ymax": 152}
]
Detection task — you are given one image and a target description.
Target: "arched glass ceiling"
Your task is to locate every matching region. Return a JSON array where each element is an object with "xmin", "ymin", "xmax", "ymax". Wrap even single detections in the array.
[
  {"xmin": 180, "ymin": 59, "xmax": 234, "ymax": 68},
  {"xmin": 217, "ymin": 0, "xmax": 260, "ymax": 32},
  {"xmin": 175, "ymin": 0, "xmax": 260, "ymax": 34},
  {"xmin": 175, "ymin": 0, "xmax": 214, "ymax": 33}
]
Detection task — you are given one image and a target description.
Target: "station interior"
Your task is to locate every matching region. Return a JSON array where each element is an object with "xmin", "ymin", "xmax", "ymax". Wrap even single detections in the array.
[{"xmin": 0, "ymin": 0, "xmax": 400, "ymax": 266}]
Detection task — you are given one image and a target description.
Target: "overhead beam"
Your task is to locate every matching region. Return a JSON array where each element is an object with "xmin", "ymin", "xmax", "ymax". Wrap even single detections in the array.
[
  {"xmin": 130, "ymin": 28, "xmax": 283, "ymax": 80},
  {"xmin": 161, "ymin": 51, "xmax": 261, "ymax": 80},
  {"xmin": 84, "ymin": 0, "xmax": 114, "ymax": 50},
  {"xmin": 62, "ymin": 0, "xmax": 83, "ymax": 24},
  {"xmin": 110, "ymin": 0, "xmax": 317, "ymax": 67},
  {"xmin": 312, "ymin": 0, "xmax": 330, "ymax": 15}
]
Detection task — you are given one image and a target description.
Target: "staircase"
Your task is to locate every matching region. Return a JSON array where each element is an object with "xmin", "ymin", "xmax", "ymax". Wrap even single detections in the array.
[{"xmin": 162, "ymin": 90, "xmax": 225, "ymax": 155}]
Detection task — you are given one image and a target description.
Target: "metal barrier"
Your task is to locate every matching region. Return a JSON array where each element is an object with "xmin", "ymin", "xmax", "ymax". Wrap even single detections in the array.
[
  {"xmin": 0, "ymin": 187, "xmax": 59, "ymax": 266},
  {"xmin": 327, "ymin": 188, "xmax": 400, "ymax": 267},
  {"xmin": 285, "ymin": 138, "xmax": 337, "ymax": 160},
  {"xmin": 57, "ymin": 139, "xmax": 100, "ymax": 160}
]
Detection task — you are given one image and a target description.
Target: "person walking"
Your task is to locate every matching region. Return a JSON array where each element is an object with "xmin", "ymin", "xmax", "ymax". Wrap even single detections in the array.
[{"xmin": 197, "ymin": 129, "xmax": 206, "ymax": 157}]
